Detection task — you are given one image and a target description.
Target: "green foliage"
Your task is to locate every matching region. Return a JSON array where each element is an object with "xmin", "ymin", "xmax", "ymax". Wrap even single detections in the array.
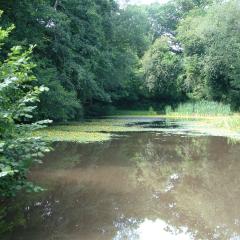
[
  {"xmin": 114, "ymin": 5, "xmax": 151, "ymax": 56},
  {"xmin": 0, "ymin": 20, "xmax": 50, "ymax": 197},
  {"xmin": 146, "ymin": 1, "xmax": 181, "ymax": 38},
  {"xmin": 0, "ymin": 0, "xmax": 153, "ymax": 119},
  {"xmin": 178, "ymin": 0, "xmax": 240, "ymax": 108},
  {"xmin": 214, "ymin": 116, "xmax": 240, "ymax": 132},
  {"xmin": 142, "ymin": 36, "xmax": 183, "ymax": 102},
  {"xmin": 0, "ymin": 0, "xmax": 239, "ymax": 122},
  {"xmin": 146, "ymin": 0, "xmax": 212, "ymax": 39}
]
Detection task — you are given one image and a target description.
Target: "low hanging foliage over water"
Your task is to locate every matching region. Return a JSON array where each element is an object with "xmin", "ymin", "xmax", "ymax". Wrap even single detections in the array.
[{"xmin": 0, "ymin": 15, "xmax": 50, "ymax": 197}]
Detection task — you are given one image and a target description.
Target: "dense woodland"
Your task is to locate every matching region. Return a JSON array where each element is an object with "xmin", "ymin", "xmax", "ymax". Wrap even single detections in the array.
[
  {"xmin": 1, "ymin": 0, "xmax": 240, "ymax": 121},
  {"xmin": 0, "ymin": 0, "xmax": 240, "ymax": 195}
]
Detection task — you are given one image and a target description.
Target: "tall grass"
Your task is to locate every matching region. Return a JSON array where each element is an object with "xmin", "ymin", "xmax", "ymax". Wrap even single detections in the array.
[
  {"xmin": 215, "ymin": 116, "xmax": 240, "ymax": 131},
  {"xmin": 165, "ymin": 101, "xmax": 232, "ymax": 116}
]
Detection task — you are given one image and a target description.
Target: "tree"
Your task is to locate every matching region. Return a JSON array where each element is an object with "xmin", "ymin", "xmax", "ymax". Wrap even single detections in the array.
[
  {"xmin": 0, "ymin": 16, "xmax": 50, "ymax": 197},
  {"xmin": 0, "ymin": 0, "xmax": 156, "ymax": 116},
  {"xmin": 146, "ymin": 0, "xmax": 212, "ymax": 40},
  {"xmin": 102, "ymin": 5, "xmax": 152, "ymax": 108},
  {"xmin": 177, "ymin": 0, "xmax": 240, "ymax": 108},
  {"xmin": 0, "ymin": 0, "xmax": 82, "ymax": 121},
  {"xmin": 146, "ymin": 2, "xmax": 180, "ymax": 39},
  {"xmin": 142, "ymin": 36, "xmax": 183, "ymax": 102}
]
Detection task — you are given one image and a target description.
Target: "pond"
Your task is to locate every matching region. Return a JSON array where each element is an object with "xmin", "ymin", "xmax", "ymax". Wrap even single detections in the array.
[{"xmin": 1, "ymin": 119, "xmax": 240, "ymax": 240}]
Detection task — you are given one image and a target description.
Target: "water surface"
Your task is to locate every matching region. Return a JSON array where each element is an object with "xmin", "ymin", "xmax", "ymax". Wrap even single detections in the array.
[{"xmin": 1, "ymin": 119, "xmax": 240, "ymax": 240}]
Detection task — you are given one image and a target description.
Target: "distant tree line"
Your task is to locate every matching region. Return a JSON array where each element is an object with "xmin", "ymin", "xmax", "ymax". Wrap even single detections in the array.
[
  {"xmin": 0, "ymin": 0, "xmax": 239, "ymax": 122},
  {"xmin": 142, "ymin": 0, "xmax": 240, "ymax": 109}
]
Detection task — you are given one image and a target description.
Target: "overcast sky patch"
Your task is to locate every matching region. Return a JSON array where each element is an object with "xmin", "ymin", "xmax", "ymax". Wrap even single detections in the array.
[{"xmin": 118, "ymin": 0, "xmax": 169, "ymax": 7}]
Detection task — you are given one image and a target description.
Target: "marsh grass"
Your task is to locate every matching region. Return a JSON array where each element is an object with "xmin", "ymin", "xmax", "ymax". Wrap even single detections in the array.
[
  {"xmin": 213, "ymin": 116, "xmax": 240, "ymax": 131},
  {"xmin": 165, "ymin": 101, "xmax": 232, "ymax": 116}
]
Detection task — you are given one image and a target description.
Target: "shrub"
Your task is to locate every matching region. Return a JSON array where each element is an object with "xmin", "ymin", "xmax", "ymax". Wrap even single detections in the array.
[{"xmin": 0, "ymin": 16, "xmax": 51, "ymax": 197}]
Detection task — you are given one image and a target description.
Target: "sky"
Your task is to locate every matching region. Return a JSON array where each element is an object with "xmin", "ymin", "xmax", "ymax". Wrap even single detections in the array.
[
  {"xmin": 128, "ymin": 0, "xmax": 169, "ymax": 4},
  {"xmin": 118, "ymin": 0, "xmax": 169, "ymax": 7}
]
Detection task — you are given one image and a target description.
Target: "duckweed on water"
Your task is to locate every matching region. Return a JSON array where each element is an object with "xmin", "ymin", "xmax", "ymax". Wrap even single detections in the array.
[
  {"xmin": 35, "ymin": 117, "xmax": 240, "ymax": 143},
  {"xmin": 35, "ymin": 119, "xmax": 144, "ymax": 143},
  {"xmin": 35, "ymin": 130, "xmax": 112, "ymax": 143}
]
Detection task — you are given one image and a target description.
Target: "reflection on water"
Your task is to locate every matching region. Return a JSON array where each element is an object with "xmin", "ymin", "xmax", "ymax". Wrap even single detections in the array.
[
  {"xmin": 1, "ymin": 120, "xmax": 240, "ymax": 240},
  {"xmin": 126, "ymin": 120, "xmax": 179, "ymax": 129},
  {"xmin": 114, "ymin": 218, "xmax": 193, "ymax": 240}
]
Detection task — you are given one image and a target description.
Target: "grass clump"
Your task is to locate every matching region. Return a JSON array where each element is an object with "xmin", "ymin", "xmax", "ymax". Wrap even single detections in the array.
[
  {"xmin": 165, "ymin": 101, "xmax": 232, "ymax": 117},
  {"xmin": 213, "ymin": 116, "xmax": 240, "ymax": 131}
]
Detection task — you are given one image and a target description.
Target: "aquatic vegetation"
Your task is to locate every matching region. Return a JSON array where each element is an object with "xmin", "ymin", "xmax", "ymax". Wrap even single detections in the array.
[
  {"xmin": 165, "ymin": 101, "xmax": 232, "ymax": 116},
  {"xmin": 35, "ymin": 130, "xmax": 112, "ymax": 143},
  {"xmin": 35, "ymin": 116, "xmax": 240, "ymax": 143},
  {"xmin": 213, "ymin": 116, "xmax": 240, "ymax": 131},
  {"xmin": 35, "ymin": 119, "xmax": 144, "ymax": 143}
]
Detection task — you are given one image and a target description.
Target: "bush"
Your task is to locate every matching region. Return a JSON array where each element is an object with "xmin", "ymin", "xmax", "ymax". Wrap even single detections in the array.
[{"xmin": 0, "ymin": 19, "xmax": 50, "ymax": 197}]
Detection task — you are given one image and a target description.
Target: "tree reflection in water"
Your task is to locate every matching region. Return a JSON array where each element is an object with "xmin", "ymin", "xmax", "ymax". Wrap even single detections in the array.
[{"xmin": 1, "ymin": 131, "xmax": 240, "ymax": 240}]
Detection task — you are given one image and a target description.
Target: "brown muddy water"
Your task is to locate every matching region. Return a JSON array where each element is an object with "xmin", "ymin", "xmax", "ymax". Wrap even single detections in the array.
[{"xmin": 1, "ymin": 119, "xmax": 240, "ymax": 240}]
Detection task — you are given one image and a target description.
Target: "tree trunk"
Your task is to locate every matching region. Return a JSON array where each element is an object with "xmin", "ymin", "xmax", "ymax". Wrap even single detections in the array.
[{"xmin": 53, "ymin": 0, "xmax": 60, "ymax": 10}]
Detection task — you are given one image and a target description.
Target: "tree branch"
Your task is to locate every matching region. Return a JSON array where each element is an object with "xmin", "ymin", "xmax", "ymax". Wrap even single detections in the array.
[{"xmin": 53, "ymin": 0, "xmax": 60, "ymax": 10}]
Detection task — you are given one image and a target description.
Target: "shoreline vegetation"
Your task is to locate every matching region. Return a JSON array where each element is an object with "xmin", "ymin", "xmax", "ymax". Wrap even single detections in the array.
[
  {"xmin": 1, "ymin": 0, "xmax": 240, "ymax": 201},
  {"xmin": 36, "ymin": 101, "xmax": 240, "ymax": 143}
]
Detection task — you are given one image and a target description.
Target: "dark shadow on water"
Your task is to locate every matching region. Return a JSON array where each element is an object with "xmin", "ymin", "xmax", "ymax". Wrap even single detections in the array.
[{"xmin": 126, "ymin": 120, "xmax": 179, "ymax": 129}]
